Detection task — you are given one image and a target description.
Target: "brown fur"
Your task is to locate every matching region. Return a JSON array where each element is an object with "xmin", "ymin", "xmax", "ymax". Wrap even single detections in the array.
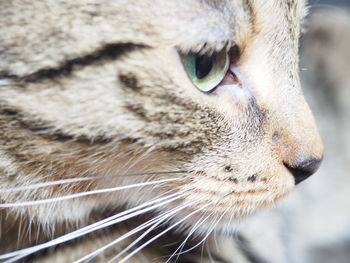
[
  {"xmin": 231, "ymin": 7, "xmax": 350, "ymax": 263},
  {"xmin": 0, "ymin": 0, "xmax": 323, "ymax": 262}
]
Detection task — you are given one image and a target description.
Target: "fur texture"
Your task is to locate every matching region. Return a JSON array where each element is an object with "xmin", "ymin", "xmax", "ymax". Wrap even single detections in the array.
[
  {"xmin": 0, "ymin": 1, "xmax": 323, "ymax": 262},
  {"xmin": 236, "ymin": 7, "xmax": 350, "ymax": 263}
]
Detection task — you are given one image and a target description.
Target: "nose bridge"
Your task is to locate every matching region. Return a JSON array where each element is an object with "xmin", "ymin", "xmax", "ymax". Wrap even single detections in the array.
[
  {"xmin": 273, "ymin": 95, "xmax": 324, "ymax": 167},
  {"xmin": 242, "ymin": 56, "xmax": 323, "ymax": 164},
  {"xmin": 238, "ymin": 31, "xmax": 323, "ymax": 167}
]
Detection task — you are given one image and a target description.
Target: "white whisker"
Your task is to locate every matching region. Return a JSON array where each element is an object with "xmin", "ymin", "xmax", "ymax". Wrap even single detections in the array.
[
  {"xmin": 119, "ymin": 146, "xmax": 156, "ymax": 174},
  {"xmin": 206, "ymin": 242, "xmax": 215, "ymax": 263},
  {"xmin": 166, "ymin": 211, "xmax": 214, "ymax": 263},
  {"xmin": 75, "ymin": 217, "xmax": 165, "ymax": 263},
  {"xmin": 78, "ymin": 200, "xmax": 198, "ymax": 263},
  {"xmin": 0, "ymin": 171, "xmax": 187, "ymax": 193},
  {"xmin": 118, "ymin": 203, "xmax": 211, "ymax": 263},
  {"xmin": 174, "ymin": 207, "xmax": 230, "ymax": 256},
  {"xmin": 0, "ymin": 191, "xmax": 185, "ymax": 263},
  {"xmin": 0, "ymin": 178, "xmax": 181, "ymax": 208},
  {"xmin": 213, "ymin": 227, "xmax": 220, "ymax": 251},
  {"xmin": 107, "ymin": 200, "xmax": 200, "ymax": 263}
]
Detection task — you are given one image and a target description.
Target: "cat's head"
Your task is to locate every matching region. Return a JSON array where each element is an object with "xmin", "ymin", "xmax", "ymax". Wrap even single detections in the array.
[{"xmin": 0, "ymin": 0, "xmax": 322, "ymax": 232}]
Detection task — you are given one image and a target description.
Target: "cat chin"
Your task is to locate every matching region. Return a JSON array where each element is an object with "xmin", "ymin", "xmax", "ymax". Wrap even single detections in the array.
[
  {"xmin": 171, "ymin": 191, "xmax": 293, "ymax": 236},
  {"xmin": 172, "ymin": 207, "xmax": 268, "ymax": 238}
]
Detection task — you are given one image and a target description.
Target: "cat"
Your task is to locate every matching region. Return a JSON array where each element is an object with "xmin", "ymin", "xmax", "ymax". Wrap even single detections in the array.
[
  {"xmin": 0, "ymin": 0, "xmax": 323, "ymax": 262},
  {"xmin": 234, "ymin": 6, "xmax": 350, "ymax": 263}
]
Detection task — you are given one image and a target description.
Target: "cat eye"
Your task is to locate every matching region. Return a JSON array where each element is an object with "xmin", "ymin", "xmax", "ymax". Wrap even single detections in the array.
[{"xmin": 180, "ymin": 49, "xmax": 230, "ymax": 93}]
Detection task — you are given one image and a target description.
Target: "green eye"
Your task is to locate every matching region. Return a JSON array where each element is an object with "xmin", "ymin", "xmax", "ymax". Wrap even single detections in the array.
[{"xmin": 180, "ymin": 49, "xmax": 229, "ymax": 93}]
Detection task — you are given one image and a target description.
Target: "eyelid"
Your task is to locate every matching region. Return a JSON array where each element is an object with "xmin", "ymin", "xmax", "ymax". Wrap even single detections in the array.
[{"xmin": 176, "ymin": 40, "xmax": 233, "ymax": 57}]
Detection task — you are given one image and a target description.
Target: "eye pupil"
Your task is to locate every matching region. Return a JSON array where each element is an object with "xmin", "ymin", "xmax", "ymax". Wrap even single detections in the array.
[
  {"xmin": 180, "ymin": 48, "xmax": 229, "ymax": 93},
  {"xmin": 195, "ymin": 54, "xmax": 214, "ymax": 79}
]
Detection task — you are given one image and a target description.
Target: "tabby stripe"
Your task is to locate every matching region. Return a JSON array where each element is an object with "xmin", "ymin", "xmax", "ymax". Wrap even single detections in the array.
[
  {"xmin": 11, "ymin": 43, "xmax": 146, "ymax": 83},
  {"xmin": 244, "ymin": 0, "xmax": 257, "ymax": 34},
  {"xmin": 0, "ymin": 108, "xmax": 113, "ymax": 144}
]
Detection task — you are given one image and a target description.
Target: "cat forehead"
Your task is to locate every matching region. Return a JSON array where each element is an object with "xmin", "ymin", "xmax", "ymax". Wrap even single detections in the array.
[
  {"xmin": 129, "ymin": 0, "xmax": 307, "ymax": 52},
  {"xmin": 0, "ymin": 0, "xmax": 306, "ymax": 77},
  {"xmin": 120, "ymin": 0, "xmax": 307, "ymax": 47}
]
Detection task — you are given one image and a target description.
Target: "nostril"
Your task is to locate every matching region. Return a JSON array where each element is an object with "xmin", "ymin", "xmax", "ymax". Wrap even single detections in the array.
[{"xmin": 284, "ymin": 158, "xmax": 323, "ymax": 185}]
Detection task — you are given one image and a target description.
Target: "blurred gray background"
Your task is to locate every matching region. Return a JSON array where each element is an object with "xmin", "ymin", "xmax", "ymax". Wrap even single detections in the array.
[
  {"xmin": 305, "ymin": 1, "xmax": 350, "ymax": 262},
  {"xmin": 310, "ymin": 0, "xmax": 350, "ymax": 6}
]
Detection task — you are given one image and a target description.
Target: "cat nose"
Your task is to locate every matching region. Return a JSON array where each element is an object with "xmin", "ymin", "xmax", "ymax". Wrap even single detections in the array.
[{"xmin": 284, "ymin": 158, "xmax": 323, "ymax": 185}]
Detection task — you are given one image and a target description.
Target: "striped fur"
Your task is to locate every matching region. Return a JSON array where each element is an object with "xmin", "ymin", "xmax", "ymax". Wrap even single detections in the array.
[{"xmin": 0, "ymin": 1, "xmax": 323, "ymax": 262}]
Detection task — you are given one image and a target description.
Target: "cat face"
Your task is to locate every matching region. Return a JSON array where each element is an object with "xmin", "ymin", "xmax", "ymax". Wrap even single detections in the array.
[{"xmin": 0, "ymin": 0, "xmax": 322, "ymax": 234}]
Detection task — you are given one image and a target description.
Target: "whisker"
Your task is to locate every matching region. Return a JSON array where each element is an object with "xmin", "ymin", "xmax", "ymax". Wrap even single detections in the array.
[
  {"xmin": 0, "ymin": 191, "xmax": 185, "ymax": 262},
  {"xmin": 78, "ymin": 200, "xmax": 198, "ymax": 263},
  {"xmin": 108, "ymin": 200, "xmax": 201, "ymax": 263},
  {"xmin": 206, "ymin": 241, "xmax": 215, "ymax": 263},
  {"xmin": 166, "ymin": 211, "xmax": 214, "ymax": 263},
  {"xmin": 0, "ymin": 171, "xmax": 188, "ymax": 193},
  {"xmin": 118, "ymin": 203, "xmax": 211, "ymax": 263},
  {"xmin": 174, "ymin": 207, "xmax": 230, "ymax": 256},
  {"xmin": 75, "ymin": 216, "xmax": 166, "ymax": 263},
  {"xmin": 213, "ymin": 226, "xmax": 220, "ymax": 251},
  {"xmin": 118, "ymin": 146, "xmax": 156, "ymax": 174},
  {"xmin": 0, "ymin": 178, "xmax": 181, "ymax": 208}
]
